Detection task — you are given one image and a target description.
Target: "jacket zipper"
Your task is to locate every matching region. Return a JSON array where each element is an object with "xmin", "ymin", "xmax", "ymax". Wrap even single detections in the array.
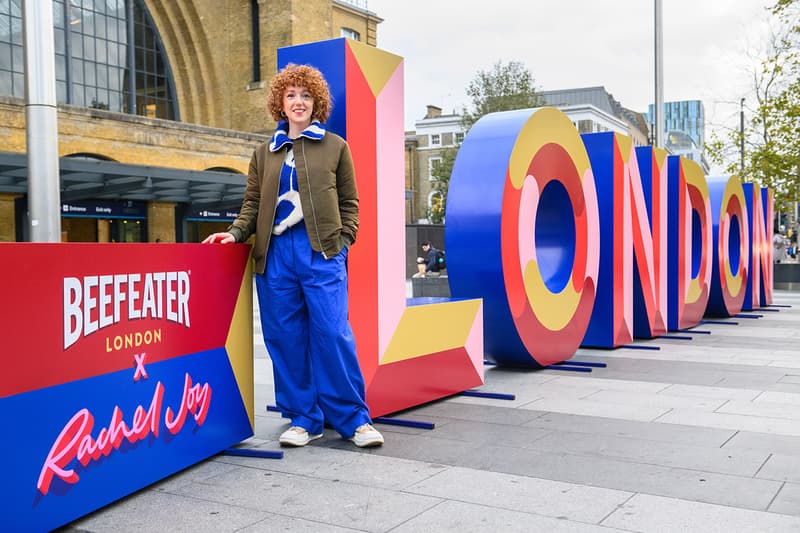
[{"xmin": 298, "ymin": 139, "xmax": 327, "ymax": 259}]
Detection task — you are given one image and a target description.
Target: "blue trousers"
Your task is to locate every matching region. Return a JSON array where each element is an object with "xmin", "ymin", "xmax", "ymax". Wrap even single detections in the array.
[{"xmin": 255, "ymin": 223, "xmax": 371, "ymax": 438}]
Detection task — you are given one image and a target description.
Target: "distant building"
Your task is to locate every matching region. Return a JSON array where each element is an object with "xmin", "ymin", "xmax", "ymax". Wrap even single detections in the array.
[
  {"xmin": 646, "ymin": 100, "xmax": 705, "ymax": 150},
  {"xmin": 664, "ymin": 130, "xmax": 710, "ymax": 173},
  {"xmin": 405, "ymin": 105, "xmax": 464, "ymax": 223},
  {"xmin": 404, "ymin": 89, "xmax": 651, "ymax": 223},
  {"xmin": 646, "ymin": 100, "xmax": 709, "ymax": 173},
  {"xmin": 554, "ymin": 103, "xmax": 630, "ymax": 137},
  {"xmin": 540, "ymin": 86, "xmax": 650, "ymax": 146}
]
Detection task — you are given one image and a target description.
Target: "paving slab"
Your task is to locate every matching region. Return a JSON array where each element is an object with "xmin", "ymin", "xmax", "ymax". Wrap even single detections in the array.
[
  {"xmin": 769, "ymin": 482, "xmax": 800, "ymax": 516},
  {"xmin": 404, "ymin": 466, "xmax": 633, "ymax": 524},
  {"xmin": 390, "ymin": 500, "xmax": 629, "ymax": 533},
  {"xmin": 237, "ymin": 515, "xmax": 363, "ymax": 532},
  {"xmin": 601, "ymin": 493, "xmax": 800, "ymax": 532},
  {"xmin": 756, "ymin": 454, "xmax": 800, "ymax": 484},
  {"xmin": 713, "ymin": 372, "xmax": 797, "ymax": 389},
  {"xmin": 534, "ymin": 374, "xmax": 672, "ymax": 394},
  {"xmin": 405, "ymin": 399, "xmax": 548, "ymax": 426},
  {"xmin": 337, "ymin": 431, "xmax": 549, "ymax": 472},
  {"xmin": 780, "ymin": 374, "xmax": 800, "ymax": 385},
  {"xmin": 356, "ymin": 427, "xmax": 783, "ymax": 511},
  {"xmin": 518, "ymin": 396, "xmax": 671, "ymax": 422},
  {"xmin": 755, "ymin": 390, "xmax": 800, "ymax": 405},
  {"xmin": 521, "ymin": 411, "xmax": 736, "ymax": 448},
  {"xmin": 479, "ymin": 447, "xmax": 784, "ymax": 512},
  {"xmin": 585, "ymin": 389, "xmax": 727, "ymax": 410},
  {"xmin": 526, "ymin": 430, "xmax": 769, "ymax": 476},
  {"xmin": 594, "ymin": 348, "xmax": 798, "ymax": 369},
  {"xmin": 595, "ymin": 367, "xmax": 786, "ymax": 389},
  {"xmin": 579, "ymin": 368, "xmax": 742, "ymax": 387},
  {"xmin": 215, "ymin": 444, "xmax": 448, "ymax": 490},
  {"xmin": 445, "ymin": 389, "xmax": 545, "ymax": 408},
  {"xmin": 657, "ymin": 383, "xmax": 762, "ymax": 401},
  {"xmin": 722, "ymin": 430, "xmax": 800, "ymax": 457},
  {"xmin": 716, "ymin": 398, "xmax": 800, "ymax": 420},
  {"xmin": 165, "ymin": 465, "xmax": 443, "ymax": 533},
  {"xmin": 655, "ymin": 408, "xmax": 800, "ymax": 437},
  {"xmin": 65, "ymin": 489, "xmax": 273, "ymax": 533},
  {"xmin": 765, "ymin": 381, "xmax": 800, "ymax": 394},
  {"xmin": 406, "ymin": 418, "xmax": 553, "ymax": 448}
]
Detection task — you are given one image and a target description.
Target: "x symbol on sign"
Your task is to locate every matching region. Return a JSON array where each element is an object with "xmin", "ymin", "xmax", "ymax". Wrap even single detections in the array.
[{"xmin": 134, "ymin": 353, "xmax": 148, "ymax": 381}]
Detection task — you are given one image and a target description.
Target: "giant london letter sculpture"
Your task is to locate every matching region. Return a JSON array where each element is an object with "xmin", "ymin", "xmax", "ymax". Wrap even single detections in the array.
[
  {"xmin": 278, "ymin": 41, "xmax": 775, "ymax": 374},
  {"xmin": 447, "ymin": 106, "xmax": 774, "ymax": 366}
]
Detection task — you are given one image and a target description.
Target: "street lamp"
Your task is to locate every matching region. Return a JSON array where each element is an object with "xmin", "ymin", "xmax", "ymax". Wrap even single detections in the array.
[
  {"xmin": 23, "ymin": 0, "xmax": 61, "ymax": 242},
  {"xmin": 740, "ymin": 97, "xmax": 745, "ymax": 176},
  {"xmin": 654, "ymin": 0, "xmax": 664, "ymax": 149}
]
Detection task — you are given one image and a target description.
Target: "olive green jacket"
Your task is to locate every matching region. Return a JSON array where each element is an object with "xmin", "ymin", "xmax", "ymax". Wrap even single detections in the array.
[{"xmin": 227, "ymin": 132, "xmax": 359, "ymax": 274}]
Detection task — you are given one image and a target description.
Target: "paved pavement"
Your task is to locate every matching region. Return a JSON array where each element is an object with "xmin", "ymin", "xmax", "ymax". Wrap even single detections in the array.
[{"xmin": 63, "ymin": 290, "xmax": 800, "ymax": 532}]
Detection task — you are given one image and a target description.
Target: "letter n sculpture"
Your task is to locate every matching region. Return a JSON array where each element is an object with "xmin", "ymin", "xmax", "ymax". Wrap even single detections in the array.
[{"xmin": 666, "ymin": 156, "xmax": 713, "ymax": 330}]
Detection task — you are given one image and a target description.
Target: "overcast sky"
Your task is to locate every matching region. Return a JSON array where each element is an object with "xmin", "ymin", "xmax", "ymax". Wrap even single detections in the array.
[{"xmin": 366, "ymin": 0, "xmax": 777, "ymax": 142}]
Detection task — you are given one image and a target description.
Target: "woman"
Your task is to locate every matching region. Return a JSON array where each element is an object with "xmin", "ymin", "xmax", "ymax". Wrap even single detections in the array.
[{"xmin": 203, "ymin": 64, "xmax": 383, "ymax": 448}]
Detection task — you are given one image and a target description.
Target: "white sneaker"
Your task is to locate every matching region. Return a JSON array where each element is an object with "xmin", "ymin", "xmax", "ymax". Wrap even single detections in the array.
[
  {"xmin": 350, "ymin": 423, "xmax": 384, "ymax": 447},
  {"xmin": 279, "ymin": 426, "xmax": 323, "ymax": 447}
]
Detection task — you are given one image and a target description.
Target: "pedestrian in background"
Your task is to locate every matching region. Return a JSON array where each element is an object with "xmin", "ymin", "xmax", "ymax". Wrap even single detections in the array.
[
  {"xmin": 420, "ymin": 241, "xmax": 445, "ymax": 276},
  {"xmin": 774, "ymin": 231, "xmax": 788, "ymax": 263}
]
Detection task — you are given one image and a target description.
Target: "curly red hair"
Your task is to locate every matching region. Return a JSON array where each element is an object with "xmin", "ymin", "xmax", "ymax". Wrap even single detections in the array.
[{"xmin": 267, "ymin": 64, "xmax": 332, "ymax": 123}]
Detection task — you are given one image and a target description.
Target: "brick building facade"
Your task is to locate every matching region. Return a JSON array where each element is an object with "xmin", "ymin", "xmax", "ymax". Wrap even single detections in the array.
[{"xmin": 0, "ymin": 0, "xmax": 381, "ymax": 242}]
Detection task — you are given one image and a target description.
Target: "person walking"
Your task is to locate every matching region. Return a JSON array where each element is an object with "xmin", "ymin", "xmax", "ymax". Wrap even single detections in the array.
[{"xmin": 203, "ymin": 64, "xmax": 383, "ymax": 448}]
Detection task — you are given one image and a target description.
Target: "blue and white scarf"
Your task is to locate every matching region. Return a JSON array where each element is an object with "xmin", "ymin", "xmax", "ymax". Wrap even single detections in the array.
[{"xmin": 268, "ymin": 121, "xmax": 326, "ymax": 235}]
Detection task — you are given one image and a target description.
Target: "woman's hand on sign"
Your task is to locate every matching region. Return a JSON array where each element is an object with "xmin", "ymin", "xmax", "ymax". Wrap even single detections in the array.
[{"xmin": 202, "ymin": 232, "xmax": 235, "ymax": 244}]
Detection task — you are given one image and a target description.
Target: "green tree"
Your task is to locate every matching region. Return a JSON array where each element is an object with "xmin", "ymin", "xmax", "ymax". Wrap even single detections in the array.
[
  {"xmin": 426, "ymin": 146, "xmax": 457, "ymax": 224},
  {"xmin": 707, "ymin": 0, "xmax": 799, "ymax": 213},
  {"xmin": 461, "ymin": 60, "xmax": 545, "ymax": 130},
  {"xmin": 426, "ymin": 60, "xmax": 544, "ymax": 224}
]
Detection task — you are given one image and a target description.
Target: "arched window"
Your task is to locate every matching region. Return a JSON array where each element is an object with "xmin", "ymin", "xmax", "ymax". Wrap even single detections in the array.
[
  {"xmin": 0, "ymin": 0, "xmax": 177, "ymax": 119},
  {"xmin": 427, "ymin": 190, "xmax": 443, "ymax": 209},
  {"xmin": 65, "ymin": 152, "xmax": 116, "ymax": 162},
  {"xmin": 427, "ymin": 190, "xmax": 444, "ymax": 224}
]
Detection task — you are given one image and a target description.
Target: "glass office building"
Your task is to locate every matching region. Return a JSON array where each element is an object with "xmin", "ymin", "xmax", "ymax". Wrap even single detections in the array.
[{"xmin": 646, "ymin": 100, "xmax": 705, "ymax": 150}]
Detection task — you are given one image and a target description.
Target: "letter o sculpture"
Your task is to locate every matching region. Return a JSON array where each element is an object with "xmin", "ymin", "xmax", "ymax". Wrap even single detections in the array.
[
  {"xmin": 706, "ymin": 175, "xmax": 750, "ymax": 317},
  {"xmin": 447, "ymin": 107, "xmax": 599, "ymax": 367}
]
